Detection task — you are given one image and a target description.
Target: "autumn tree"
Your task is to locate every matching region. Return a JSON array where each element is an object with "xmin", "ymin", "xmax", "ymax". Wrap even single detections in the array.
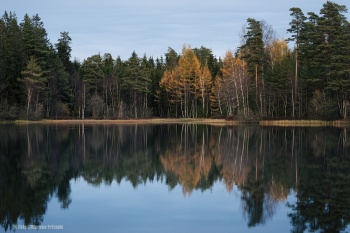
[
  {"xmin": 196, "ymin": 64, "xmax": 212, "ymax": 117},
  {"xmin": 178, "ymin": 45, "xmax": 201, "ymax": 117},
  {"xmin": 161, "ymin": 45, "xmax": 212, "ymax": 118},
  {"xmin": 159, "ymin": 66, "xmax": 181, "ymax": 117},
  {"xmin": 213, "ymin": 51, "xmax": 249, "ymax": 118}
]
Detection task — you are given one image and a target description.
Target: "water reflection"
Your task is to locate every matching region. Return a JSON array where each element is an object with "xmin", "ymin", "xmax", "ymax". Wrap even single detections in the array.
[{"xmin": 0, "ymin": 124, "xmax": 349, "ymax": 232}]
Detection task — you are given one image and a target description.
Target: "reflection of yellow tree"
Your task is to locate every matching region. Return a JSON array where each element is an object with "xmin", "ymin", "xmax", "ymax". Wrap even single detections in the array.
[
  {"xmin": 212, "ymin": 51, "xmax": 249, "ymax": 117},
  {"xmin": 160, "ymin": 125, "xmax": 214, "ymax": 195},
  {"xmin": 214, "ymin": 127, "xmax": 251, "ymax": 191},
  {"xmin": 268, "ymin": 177, "xmax": 288, "ymax": 202}
]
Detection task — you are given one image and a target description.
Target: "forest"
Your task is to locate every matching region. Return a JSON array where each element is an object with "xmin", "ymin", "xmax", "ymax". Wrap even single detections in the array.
[{"xmin": 0, "ymin": 1, "xmax": 350, "ymax": 120}]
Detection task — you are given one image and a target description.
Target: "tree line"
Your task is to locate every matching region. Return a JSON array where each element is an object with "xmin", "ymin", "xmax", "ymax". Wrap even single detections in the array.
[{"xmin": 1, "ymin": 1, "xmax": 349, "ymax": 120}]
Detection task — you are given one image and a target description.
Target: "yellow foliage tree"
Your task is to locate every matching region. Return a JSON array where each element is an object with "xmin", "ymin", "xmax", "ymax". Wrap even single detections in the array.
[
  {"xmin": 160, "ymin": 45, "xmax": 213, "ymax": 118},
  {"xmin": 212, "ymin": 50, "xmax": 249, "ymax": 118}
]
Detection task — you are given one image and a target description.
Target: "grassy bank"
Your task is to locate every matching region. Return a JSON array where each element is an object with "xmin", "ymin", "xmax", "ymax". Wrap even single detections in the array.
[{"xmin": 259, "ymin": 119, "xmax": 350, "ymax": 127}]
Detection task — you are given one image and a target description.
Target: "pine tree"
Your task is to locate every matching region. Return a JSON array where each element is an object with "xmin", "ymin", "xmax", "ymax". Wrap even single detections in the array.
[
  {"xmin": 287, "ymin": 7, "xmax": 306, "ymax": 117},
  {"xmin": 241, "ymin": 18, "xmax": 264, "ymax": 116}
]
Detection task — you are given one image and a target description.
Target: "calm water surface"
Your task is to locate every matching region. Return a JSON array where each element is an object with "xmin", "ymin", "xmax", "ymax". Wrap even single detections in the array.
[{"xmin": 0, "ymin": 124, "xmax": 349, "ymax": 232}]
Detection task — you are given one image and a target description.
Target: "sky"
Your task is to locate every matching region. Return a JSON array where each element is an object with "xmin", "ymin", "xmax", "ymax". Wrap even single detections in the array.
[{"xmin": 2, "ymin": 0, "xmax": 350, "ymax": 61}]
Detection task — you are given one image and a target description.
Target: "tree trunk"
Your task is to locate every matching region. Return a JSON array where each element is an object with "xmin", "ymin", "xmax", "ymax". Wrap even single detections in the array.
[
  {"xmin": 82, "ymin": 83, "xmax": 85, "ymax": 120},
  {"xmin": 27, "ymin": 88, "xmax": 32, "ymax": 119},
  {"xmin": 295, "ymin": 48, "xmax": 298, "ymax": 117}
]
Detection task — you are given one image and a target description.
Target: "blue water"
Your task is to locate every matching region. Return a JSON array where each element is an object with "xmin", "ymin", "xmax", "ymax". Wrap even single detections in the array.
[
  {"xmin": 2, "ymin": 124, "xmax": 350, "ymax": 232},
  {"xmin": 12, "ymin": 178, "xmax": 292, "ymax": 233}
]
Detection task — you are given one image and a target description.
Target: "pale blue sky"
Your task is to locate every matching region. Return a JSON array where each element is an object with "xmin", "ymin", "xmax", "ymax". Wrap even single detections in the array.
[{"xmin": 2, "ymin": 0, "xmax": 350, "ymax": 61}]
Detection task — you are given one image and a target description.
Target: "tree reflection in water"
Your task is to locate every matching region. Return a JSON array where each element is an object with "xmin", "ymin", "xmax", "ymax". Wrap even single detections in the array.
[{"xmin": 0, "ymin": 124, "xmax": 349, "ymax": 232}]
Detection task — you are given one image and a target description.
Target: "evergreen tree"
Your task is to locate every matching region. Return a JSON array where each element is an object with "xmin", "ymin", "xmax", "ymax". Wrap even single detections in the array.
[
  {"xmin": 48, "ymin": 56, "xmax": 72, "ymax": 118},
  {"xmin": 70, "ymin": 59, "xmax": 82, "ymax": 118},
  {"xmin": 193, "ymin": 46, "xmax": 220, "ymax": 78},
  {"xmin": 241, "ymin": 18, "xmax": 264, "ymax": 116},
  {"xmin": 147, "ymin": 56, "xmax": 165, "ymax": 117},
  {"xmin": 287, "ymin": 7, "xmax": 306, "ymax": 117},
  {"xmin": 111, "ymin": 56, "xmax": 125, "ymax": 118},
  {"xmin": 101, "ymin": 53, "xmax": 114, "ymax": 118},
  {"xmin": 0, "ymin": 12, "xmax": 23, "ymax": 104},
  {"xmin": 164, "ymin": 47, "xmax": 178, "ymax": 71},
  {"xmin": 80, "ymin": 54, "xmax": 104, "ymax": 118},
  {"xmin": 318, "ymin": 1, "xmax": 350, "ymax": 119},
  {"xmin": 55, "ymin": 31, "xmax": 72, "ymax": 73},
  {"xmin": 21, "ymin": 14, "xmax": 50, "ymax": 69},
  {"xmin": 121, "ymin": 52, "xmax": 151, "ymax": 118}
]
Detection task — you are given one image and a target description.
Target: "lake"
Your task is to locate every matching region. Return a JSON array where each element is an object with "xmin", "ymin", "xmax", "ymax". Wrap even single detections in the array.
[{"xmin": 0, "ymin": 124, "xmax": 349, "ymax": 232}]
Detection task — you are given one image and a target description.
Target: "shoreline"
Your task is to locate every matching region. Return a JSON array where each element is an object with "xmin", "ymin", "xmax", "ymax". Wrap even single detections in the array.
[
  {"xmin": 3, "ymin": 118, "xmax": 349, "ymax": 127},
  {"xmin": 11, "ymin": 118, "xmax": 241, "ymax": 126}
]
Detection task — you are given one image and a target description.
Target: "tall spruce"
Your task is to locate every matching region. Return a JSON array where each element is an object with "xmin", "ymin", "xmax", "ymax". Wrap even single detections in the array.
[
  {"xmin": 55, "ymin": 31, "xmax": 72, "ymax": 73},
  {"xmin": 241, "ymin": 18, "xmax": 264, "ymax": 115},
  {"xmin": 287, "ymin": 7, "xmax": 306, "ymax": 117}
]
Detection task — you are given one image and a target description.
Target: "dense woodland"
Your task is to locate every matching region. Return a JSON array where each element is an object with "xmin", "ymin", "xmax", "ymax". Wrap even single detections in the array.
[{"xmin": 1, "ymin": 1, "xmax": 350, "ymax": 120}]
